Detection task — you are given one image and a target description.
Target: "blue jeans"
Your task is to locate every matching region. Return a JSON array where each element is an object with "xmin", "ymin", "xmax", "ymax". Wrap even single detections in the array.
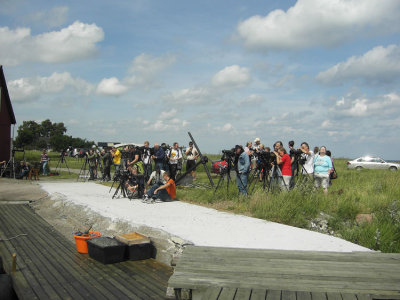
[
  {"xmin": 114, "ymin": 164, "xmax": 120, "ymax": 173},
  {"xmin": 155, "ymin": 162, "xmax": 164, "ymax": 172},
  {"xmin": 236, "ymin": 172, "xmax": 249, "ymax": 195},
  {"xmin": 42, "ymin": 161, "xmax": 48, "ymax": 175},
  {"xmin": 146, "ymin": 183, "xmax": 171, "ymax": 201}
]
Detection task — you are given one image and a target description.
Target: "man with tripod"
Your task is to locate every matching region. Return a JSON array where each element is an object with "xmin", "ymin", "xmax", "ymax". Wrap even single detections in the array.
[
  {"xmin": 300, "ymin": 142, "xmax": 314, "ymax": 178},
  {"xmin": 101, "ymin": 148, "xmax": 112, "ymax": 181},
  {"xmin": 235, "ymin": 145, "xmax": 250, "ymax": 196}
]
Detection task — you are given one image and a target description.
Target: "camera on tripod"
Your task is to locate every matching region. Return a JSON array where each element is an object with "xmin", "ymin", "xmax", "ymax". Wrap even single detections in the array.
[
  {"xmin": 221, "ymin": 149, "xmax": 235, "ymax": 161},
  {"xmin": 292, "ymin": 149, "xmax": 307, "ymax": 165},
  {"xmin": 256, "ymin": 151, "xmax": 276, "ymax": 169}
]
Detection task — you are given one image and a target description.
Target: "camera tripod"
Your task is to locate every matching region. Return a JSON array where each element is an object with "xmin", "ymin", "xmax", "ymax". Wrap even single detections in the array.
[
  {"xmin": 247, "ymin": 164, "xmax": 271, "ymax": 194},
  {"xmin": 109, "ymin": 173, "xmax": 129, "ymax": 199},
  {"xmin": 55, "ymin": 153, "xmax": 71, "ymax": 174},
  {"xmin": 77, "ymin": 158, "xmax": 90, "ymax": 181},
  {"xmin": 291, "ymin": 159, "xmax": 313, "ymax": 189},
  {"xmin": 0, "ymin": 149, "xmax": 25, "ymax": 178},
  {"xmin": 267, "ymin": 164, "xmax": 289, "ymax": 193},
  {"xmin": 213, "ymin": 158, "xmax": 248, "ymax": 196}
]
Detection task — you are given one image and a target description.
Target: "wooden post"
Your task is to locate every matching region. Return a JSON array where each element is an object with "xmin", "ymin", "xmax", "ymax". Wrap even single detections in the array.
[{"xmin": 11, "ymin": 253, "xmax": 17, "ymax": 273}]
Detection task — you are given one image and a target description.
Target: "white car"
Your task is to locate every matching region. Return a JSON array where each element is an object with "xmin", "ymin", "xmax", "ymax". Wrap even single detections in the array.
[{"xmin": 347, "ymin": 156, "xmax": 400, "ymax": 171}]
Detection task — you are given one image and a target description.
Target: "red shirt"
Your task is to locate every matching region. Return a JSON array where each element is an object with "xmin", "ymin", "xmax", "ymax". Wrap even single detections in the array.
[
  {"xmin": 166, "ymin": 179, "xmax": 176, "ymax": 199},
  {"xmin": 280, "ymin": 154, "xmax": 292, "ymax": 176}
]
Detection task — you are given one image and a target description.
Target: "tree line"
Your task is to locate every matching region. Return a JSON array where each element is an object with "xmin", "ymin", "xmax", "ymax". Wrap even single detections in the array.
[{"xmin": 14, "ymin": 119, "xmax": 95, "ymax": 152}]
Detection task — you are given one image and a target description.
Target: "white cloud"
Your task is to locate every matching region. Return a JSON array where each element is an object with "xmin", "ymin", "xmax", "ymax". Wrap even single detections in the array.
[
  {"xmin": 330, "ymin": 93, "xmax": 400, "ymax": 117},
  {"xmin": 0, "ymin": 21, "xmax": 104, "ymax": 66},
  {"xmin": 96, "ymin": 77, "xmax": 128, "ymax": 96},
  {"xmin": 163, "ymin": 87, "xmax": 212, "ymax": 104},
  {"xmin": 124, "ymin": 53, "xmax": 176, "ymax": 88},
  {"xmin": 316, "ymin": 45, "xmax": 400, "ymax": 85},
  {"xmin": 25, "ymin": 6, "xmax": 69, "ymax": 28},
  {"xmin": 236, "ymin": 0, "xmax": 400, "ymax": 50},
  {"xmin": 8, "ymin": 72, "xmax": 94, "ymax": 102},
  {"xmin": 145, "ymin": 118, "xmax": 189, "ymax": 132},
  {"xmin": 160, "ymin": 109, "xmax": 178, "ymax": 119},
  {"xmin": 211, "ymin": 65, "xmax": 251, "ymax": 88},
  {"xmin": 240, "ymin": 94, "xmax": 263, "ymax": 105}
]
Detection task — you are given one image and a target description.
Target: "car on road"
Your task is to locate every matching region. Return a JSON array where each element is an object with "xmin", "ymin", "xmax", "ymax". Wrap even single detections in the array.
[{"xmin": 347, "ymin": 156, "xmax": 400, "ymax": 171}]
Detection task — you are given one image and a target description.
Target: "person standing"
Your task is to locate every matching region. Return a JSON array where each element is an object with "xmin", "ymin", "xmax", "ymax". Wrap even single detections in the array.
[
  {"xmin": 87, "ymin": 149, "xmax": 97, "ymax": 180},
  {"xmin": 152, "ymin": 143, "xmax": 165, "ymax": 171},
  {"xmin": 313, "ymin": 146, "xmax": 333, "ymax": 195},
  {"xmin": 185, "ymin": 141, "xmax": 199, "ymax": 180},
  {"xmin": 235, "ymin": 145, "xmax": 250, "ymax": 196},
  {"xmin": 142, "ymin": 141, "xmax": 153, "ymax": 180},
  {"xmin": 101, "ymin": 148, "xmax": 112, "ymax": 181},
  {"xmin": 111, "ymin": 146, "xmax": 121, "ymax": 173},
  {"xmin": 40, "ymin": 149, "xmax": 49, "ymax": 176},
  {"xmin": 276, "ymin": 147, "xmax": 292, "ymax": 191},
  {"xmin": 300, "ymin": 142, "xmax": 314, "ymax": 177},
  {"xmin": 168, "ymin": 142, "xmax": 182, "ymax": 181}
]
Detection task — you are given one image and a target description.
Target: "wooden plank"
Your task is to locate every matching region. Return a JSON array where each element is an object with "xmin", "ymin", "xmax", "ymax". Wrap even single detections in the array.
[
  {"xmin": 169, "ymin": 269, "xmax": 400, "ymax": 292},
  {"xmin": 281, "ymin": 290, "xmax": 295, "ymax": 300},
  {"xmin": 234, "ymin": 288, "xmax": 252, "ymax": 300},
  {"xmin": 172, "ymin": 261, "xmax": 400, "ymax": 280},
  {"xmin": 296, "ymin": 291, "xmax": 311, "ymax": 300},
  {"xmin": 250, "ymin": 288, "xmax": 267, "ymax": 300},
  {"xmin": 6, "ymin": 205, "xmax": 114, "ymax": 300},
  {"xmin": 311, "ymin": 292, "xmax": 327, "ymax": 300},
  {"xmin": 184, "ymin": 246, "xmax": 400, "ymax": 262},
  {"xmin": 1, "ymin": 205, "xmax": 172, "ymax": 300},
  {"xmin": 218, "ymin": 287, "xmax": 238, "ymax": 300},
  {"xmin": 326, "ymin": 292, "xmax": 342, "ymax": 300},
  {"xmin": 341, "ymin": 293, "xmax": 357, "ymax": 300},
  {"xmin": 169, "ymin": 272, "xmax": 399, "ymax": 295},
  {"xmin": 15, "ymin": 205, "xmax": 155, "ymax": 299},
  {"xmin": 266, "ymin": 290, "xmax": 281, "ymax": 300},
  {"xmin": 200, "ymin": 287, "xmax": 222, "ymax": 300},
  {"xmin": 0, "ymin": 206, "xmax": 64, "ymax": 299}
]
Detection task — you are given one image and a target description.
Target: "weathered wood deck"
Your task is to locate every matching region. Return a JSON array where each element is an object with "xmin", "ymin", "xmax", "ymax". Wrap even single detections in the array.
[
  {"xmin": 168, "ymin": 246, "xmax": 400, "ymax": 300},
  {"xmin": 0, "ymin": 204, "xmax": 173, "ymax": 299}
]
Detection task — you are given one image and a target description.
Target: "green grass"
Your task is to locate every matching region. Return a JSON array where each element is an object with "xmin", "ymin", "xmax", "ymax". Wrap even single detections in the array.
[
  {"xmin": 177, "ymin": 159, "xmax": 400, "ymax": 253},
  {"xmin": 18, "ymin": 151, "xmax": 400, "ymax": 252}
]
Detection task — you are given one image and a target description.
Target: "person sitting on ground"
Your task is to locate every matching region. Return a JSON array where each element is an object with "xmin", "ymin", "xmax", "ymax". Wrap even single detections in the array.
[
  {"xmin": 126, "ymin": 166, "xmax": 144, "ymax": 197},
  {"xmin": 17, "ymin": 161, "xmax": 30, "ymax": 179},
  {"xmin": 144, "ymin": 165, "xmax": 166, "ymax": 195},
  {"xmin": 313, "ymin": 146, "xmax": 333, "ymax": 195},
  {"xmin": 275, "ymin": 147, "xmax": 292, "ymax": 191},
  {"xmin": 143, "ymin": 171, "xmax": 176, "ymax": 202}
]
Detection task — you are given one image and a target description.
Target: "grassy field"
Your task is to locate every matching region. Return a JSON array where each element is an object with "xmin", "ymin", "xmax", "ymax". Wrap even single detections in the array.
[{"xmin": 17, "ymin": 150, "xmax": 400, "ymax": 252}]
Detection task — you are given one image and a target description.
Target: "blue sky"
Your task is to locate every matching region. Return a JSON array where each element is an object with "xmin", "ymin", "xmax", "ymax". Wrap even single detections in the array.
[{"xmin": 1, "ymin": 0, "xmax": 400, "ymax": 158}]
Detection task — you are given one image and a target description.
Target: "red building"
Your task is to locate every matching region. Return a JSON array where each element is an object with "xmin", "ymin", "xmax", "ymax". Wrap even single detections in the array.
[{"xmin": 0, "ymin": 65, "xmax": 16, "ymax": 162}]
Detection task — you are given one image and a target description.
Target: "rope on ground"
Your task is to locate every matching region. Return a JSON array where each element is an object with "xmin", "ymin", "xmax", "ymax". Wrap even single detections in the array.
[{"xmin": 0, "ymin": 233, "xmax": 28, "ymax": 241}]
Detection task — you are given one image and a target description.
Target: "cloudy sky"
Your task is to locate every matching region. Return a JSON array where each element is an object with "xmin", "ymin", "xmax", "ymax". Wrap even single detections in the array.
[{"xmin": 1, "ymin": 0, "xmax": 400, "ymax": 159}]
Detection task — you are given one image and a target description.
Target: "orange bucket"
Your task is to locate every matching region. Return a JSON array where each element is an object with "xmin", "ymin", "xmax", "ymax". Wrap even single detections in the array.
[{"xmin": 74, "ymin": 231, "xmax": 101, "ymax": 253}]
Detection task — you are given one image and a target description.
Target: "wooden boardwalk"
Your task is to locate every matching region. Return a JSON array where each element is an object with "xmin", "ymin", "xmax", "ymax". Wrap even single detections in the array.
[
  {"xmin": 0, "ymin": 204, "xmax": 173, "ymax": 300},
  {"xmin": 168, "ymin": 246, "xmax": 400, "ymax": 300}
]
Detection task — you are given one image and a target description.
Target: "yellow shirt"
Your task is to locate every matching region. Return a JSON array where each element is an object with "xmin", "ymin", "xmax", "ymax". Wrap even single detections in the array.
[{"xmin": 113, "ymin": 149, "xmax": 121, "ymax": 165}]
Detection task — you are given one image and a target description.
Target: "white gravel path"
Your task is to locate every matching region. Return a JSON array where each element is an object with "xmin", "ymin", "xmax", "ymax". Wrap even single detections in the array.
[{"xmin": 40, "ymin": 182, "xmax": 371, "ymax": 252}]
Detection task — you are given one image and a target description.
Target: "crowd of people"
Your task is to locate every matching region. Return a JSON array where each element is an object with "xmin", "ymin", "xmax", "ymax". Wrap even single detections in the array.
[
  {"xmin": 235, "ymin": 138, "xmax": 336, "ymax": 196},
  {"xmin": 82, "ymin": 141, "xmax": 199, "ymax": 203}
]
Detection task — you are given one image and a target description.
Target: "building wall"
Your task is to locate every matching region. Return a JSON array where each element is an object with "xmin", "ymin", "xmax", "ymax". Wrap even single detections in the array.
[{"xmin": 0, "ymin": 87, "xmax": 11, "ymax": 162}]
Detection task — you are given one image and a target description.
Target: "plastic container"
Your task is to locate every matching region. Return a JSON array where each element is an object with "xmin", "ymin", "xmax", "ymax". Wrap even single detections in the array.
[
  {"xmin": 115, "ymin": 232, "xmax": 150, "ymax": 245},
  {"xmin": 126, "ymin": 243, "xmax": 154, "ymax": 261},
  {"xmin": 73, "ymin": 231, "xmax": 101, "ymax": 254},
  {"xmin": 87, "ymin": 237, "xmax": 127, "ymax": 264}
]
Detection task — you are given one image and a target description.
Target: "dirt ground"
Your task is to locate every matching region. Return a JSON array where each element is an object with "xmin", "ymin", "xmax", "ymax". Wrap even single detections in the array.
[{"xmin": 0, "ymin": 178, "xmax": 183, "ymax": 266}]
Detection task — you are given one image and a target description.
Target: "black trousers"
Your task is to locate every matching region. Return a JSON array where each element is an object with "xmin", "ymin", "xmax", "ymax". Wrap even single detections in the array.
[
  {"xmin": 103, "ymin": 166, "xmax": 111, "ymax": 180},
  {"xmin": 169, "ymin": 164, "xmax": 177, "ymax": 181}
]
